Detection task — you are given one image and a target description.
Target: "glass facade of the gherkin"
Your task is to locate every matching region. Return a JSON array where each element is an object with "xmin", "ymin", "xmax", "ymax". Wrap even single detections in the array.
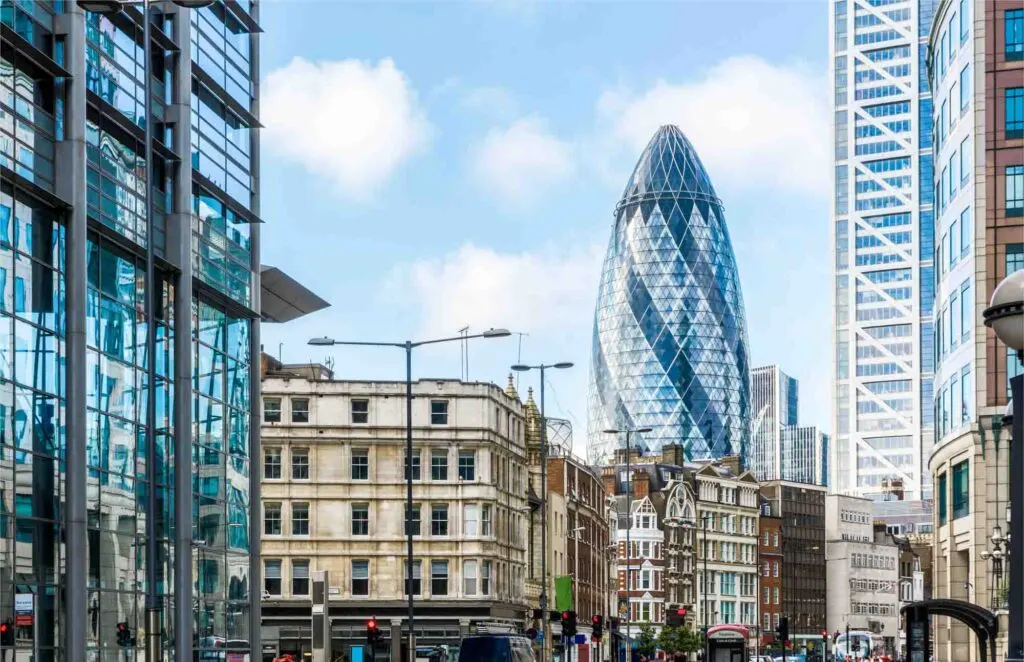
[{"xmin": 587, "ymin": 125, "xmax": 751, "ymax": 464}]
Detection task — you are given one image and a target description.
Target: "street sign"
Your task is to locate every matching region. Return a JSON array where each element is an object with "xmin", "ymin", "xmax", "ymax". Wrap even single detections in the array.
[{"xmin": 573, "ymin": 634, "xmax": 586, "ymax": 645}]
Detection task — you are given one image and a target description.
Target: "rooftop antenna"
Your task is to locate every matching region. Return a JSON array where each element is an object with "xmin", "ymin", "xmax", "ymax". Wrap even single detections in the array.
[{"xmin": 458, "ymin": 326, "xmax": 469, "ymax": 381}]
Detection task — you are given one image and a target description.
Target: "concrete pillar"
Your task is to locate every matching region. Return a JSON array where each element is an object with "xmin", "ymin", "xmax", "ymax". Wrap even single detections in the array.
[
  {"xmin": 55, "ymin": 6, "xmax": 89, "ymax": 662},
  {"xmin": 165, "ymin": 5, "xmax": 196, "ymax": 661},
  {"xmin": 390, "ymin": 619, "xmax": 402, "ymax": 662}
]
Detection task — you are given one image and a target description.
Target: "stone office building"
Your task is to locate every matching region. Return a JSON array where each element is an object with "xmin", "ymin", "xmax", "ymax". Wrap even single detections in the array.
[{"xmin": 259, "ymin": 356, "xmax": 529, "ymax": 661}]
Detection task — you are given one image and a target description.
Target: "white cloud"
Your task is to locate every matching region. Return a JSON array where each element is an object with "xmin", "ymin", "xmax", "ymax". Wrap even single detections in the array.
[
  {"xmin": 470, "ymin": 116, "xmax": 575, "ymax": 203},
  {"xmin": 596, "ymin": 55, "xmax": 829, "ymax": 196},
  {"xmin": 262, "ymin": 57, "xmax": 430, "ymax": 200},
  {"xmin": 461, "ymin": 85, "xmax": 519, "ymax": 119},
  {"xmin": 385, "ymin": 242, "xmax": 604, "ymax": 337}
]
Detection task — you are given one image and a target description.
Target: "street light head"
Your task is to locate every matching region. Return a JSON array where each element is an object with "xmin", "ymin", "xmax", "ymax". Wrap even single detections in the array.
[
  {"xmin": 482, "ymin": 328, "xmax": 512, "ymax": 338},
  {"xmin": 983, "ymin": 270, "xmax": 1024, "ymax": 352},
  {"xmin": 77, "ymin": 0, "xmax": 125, "ymax": 13},
  {"xmin": 173, "ymin": 0, "xmax": 217, "ymax": 6},
  {"xmin": 511, "ymin": 364, "xmax": 532, "ymax": 372},
  {"xmin": 636, "ymin": 427, "xmax": 654, "ymax": 433},
  {"xmin": 307, "ymin": 336, "xmax": 336, "ymax": 346},
  {"xmin": 553, "ymin": 362, "xmax": 575, "ymax": 369},
  {"xmin": 603, "ymin": 428, "xmax": 622, "ymax": 435}
]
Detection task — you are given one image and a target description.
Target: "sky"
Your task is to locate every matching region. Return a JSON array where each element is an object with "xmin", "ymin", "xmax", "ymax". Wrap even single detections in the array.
[{"xmin": 257, "ymin": 0, "xmax": 832, "ymax": 457}]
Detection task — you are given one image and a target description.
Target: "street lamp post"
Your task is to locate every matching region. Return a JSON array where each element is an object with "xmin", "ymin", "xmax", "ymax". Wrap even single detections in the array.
[
  {"xmin": 511, "ymin": 362, "xmax": 574, "ymax": 662},
  {"xmin": 603, "ymin": 426, "xmax": 652, "ymax": 659},
  {"xmin": 310, "ymin": 328, "xmax": 511, "ymax": 662},
  {"xmin": 982, "ymin": 269, "xmax": 1024, "ymax": 662},
  {"xmin": 75, "ymin": 3, "xmax": 214, "ymax": 661}
]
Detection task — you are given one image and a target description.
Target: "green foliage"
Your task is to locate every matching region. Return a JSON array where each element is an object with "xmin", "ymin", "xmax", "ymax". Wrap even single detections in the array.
[
  {"xmin": 635, "ymin": 622, "xmax": 659, "ymax": 656},
  {"xmin": 657, "ymin": 625, "xmax": 703, "ymax": 654}
]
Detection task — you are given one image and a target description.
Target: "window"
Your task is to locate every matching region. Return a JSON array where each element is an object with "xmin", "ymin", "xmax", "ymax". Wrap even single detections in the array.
[
  {"xmin": 458, "ymin": 450, "xmax": 476, "ymax": 481},
  {"xmin": 960, "ymin": 0, "xmax": 969, "ymax": 43},
  {"xmin": 291, "ymin": 398, "xmax": 309, "ymax": 423},
  {"xmin": 292, "ymin": 560, "xmax": 310, "ymax": 596},
  {"xmin": 351, "ymin": 449, "xmax": 369, "ymax": 480},
  {"xmin": 430, "ymin": 400, "xmax": 449, "ymax": 425},
  {"xmin": 1009, "ymin": 244, "xmax": 1024, "ymax": 275},
  {"xmin": 641, "ymin": 569, "xmax": 652, "ymax": 590},
  {"xmin": 1007, "ymin": 166, "xmax": 1024, "ymax": 215},
  {"xmin": 264, "ymin": 448, "xmax": 281, "ymax": 479},
  {"xmin": 264, "ymin": 503, "xmax": 282, "ymax": 536},
  {"xmin": 431, "ymin": 450, "xmax": 448, "ymax": 481},
  {"xmin": 291, "ymin": 448, "xmax": 309, "ymax": 480},
  {"xmin": 952, "ymin": 460, "xmax": 970, "ymax": 519},
  {"xmin": 292, "ymin": 503, "xmax": 310, "ymax": 536},
  {"xmin": 264, "ymin": 560, "xmax": 282, "ymax": 595},
  {"xmin": 463, "ymin": 560, "xmax": 478, "ymax": 595},
  {"xmin": 464, "ymin": 504, "xmax": 479, "ymax": 536},
  {"xmin": 773, "ymin": 562, "xmax": 780, "ymax": 577},
  {"xmin": 763, "ymin": 532, "xmax": 769, "ymax": 545},
  {"xmin": 263, "ymin": 397, "xmax": 281, "ymax": 423},
  {"xmin": 763, "ymin": 586, "xmax": 770, "ymax": 604},
  {"xmin": 764, "ymin": 612, "xmax": 772, "ymax": 631},
  {"xmin": 405, "ymin": 560, "xmax": 422, "ymax": 596},
  {"xmin": 482, "ymin": 505, "xmax": 493, "ymax": 536},
  {"xmin": 431, "ymin": 560, "xmax": 449, "ymax": 595},
  {"xmin": 352, "ymin": 560, "xmax": 369, "ymax": 596},
  {"xmin": 959, "ymin": 64, "xmax": 970, "ymax": 112},
  {"xmin": 773, "ymin": 532, "xmax": 779, "ymax": 547},
  {"xmin": 405, "ymin": 450, "xmax": 421, "ymax": 480},
  {"xmin": 482, "ymin": 561, "xmax": 492, "ymax": 595},
  {"xmin": 352, "ymin": 503, "xmax": 369, "ymax": 536},
  {"xmin": 763, "ymin": 561, "xmax": 770, "ymax": 577},
  {"xmin": 774, "ymin": 587, "xmax": 780, "ymax": 604},
  {"xmin": 1009, "ymin": 88, "xmax": 1024, "ymax": 139},
  {"xmin": 1007, "ymin": 9, "xmax": 1023, "ymax": 61},
  {"xmin": 406, "ymin": 505, "xmax": 422, "ymax": 535},
  {"xmin": 351, "ymin": 398, "xmax": 369, "ymax": 424},
  {"xmin": 431, "ymin": 504, "xmax": 449, "ymax": 536},
  {"xmin": 960, "ymin": 137, "xmax": 972, "ymax": 186}
]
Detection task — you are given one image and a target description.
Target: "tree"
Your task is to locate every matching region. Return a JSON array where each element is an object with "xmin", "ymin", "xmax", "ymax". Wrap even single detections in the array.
[
  {"xmin": 658, "ymin": 625, "xmax": 703, "ymax": 655},
  {"xmin": 635, "ymin": 622, "xmax": 658, "ymax": 657}
]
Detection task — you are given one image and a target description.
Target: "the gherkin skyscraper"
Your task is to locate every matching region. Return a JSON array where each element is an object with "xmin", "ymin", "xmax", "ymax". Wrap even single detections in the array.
[{"xmin": 587, "ymin": 125, "xmax": 751, "ymax": 464}]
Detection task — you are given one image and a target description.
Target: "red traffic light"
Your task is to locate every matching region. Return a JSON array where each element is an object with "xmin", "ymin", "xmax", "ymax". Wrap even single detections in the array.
[
  {"xmin": 367, "ymin": 619, "xmax": 377, "ymax": 630},
  {"xmin": 0, "ymin": 623, "xmax": 7, "ymax": 633},
  {"xmin": 561, "ymin": 611, "xmax": 570, "ymax": 620},
  {"xmin": 677, "ymin": 608, "xmax": 687, "ymax": 616},
  {"xmin": 593, "ymin": 616, "xmax": 600, "ymax": 624},
  {"xmin": 117, "ymin": 623, "xmax": 126, "ymax": 632}
]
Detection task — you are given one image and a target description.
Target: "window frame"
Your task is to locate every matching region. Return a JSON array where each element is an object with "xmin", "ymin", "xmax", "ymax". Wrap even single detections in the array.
[
  {"xmin": 291, "ymin": 397, "xmax": 310, "ymax": 423},
  {"xmin": 431, "ymin": 503, "xmax": 449, "ymax": 536},
  {"xmin": 264, "ymin": 559, "xmax": 282, "ymax": 596},
  {"xmin": 351, "ymin": 559, "xmax": 370, "ymax": 596},
  {"xmin": 263, "ymin": 447, "xmax": 281, "ymax": 479},
  {"xmin": 431, "ymin": 450, "xmax": 449, "ymax": 481},
  {"xmin": 431, "ymin": 560, "xmax": 449, "ymax": 596},
  {"xmin": 291, "ymin": 559, "xmax": 310, "ymax": 596},
  {"xmin": 263, "ymin": 397, "xmax": 281, "ymax": 423},
  {"xmin": 291, "ymin": 502, "xmax": 310, "ymax": 536},
  {"xmin": 291, "ymin": 448, "xmax": 310, "ymax": 480},
  {"xmin": 405, "ymin": 559, "xmax": 422, "ymax": 596},
  {"xmin": 351, "ymin": 398, "xmax": 369, "ymax": 424},
  {"xmin": 1007, "ymin": 165, "xmax": 1024, "ymax": 216},
  {"xmin": 351, "ymin": 449, "xmax": 370, "ymax": 480},
  {"xmin": 430, "ymin": 399, "xmax": 449, "ymax": 425},
  {"xmin": 263, "ymin": 502, "xmax": 282, "ymax": 536},
  {"xmin": 352, "ymin": 503, "xmax": 370, "ymax": 536},
  {"xmin": 458, "ymin": 449, "xmax": 476, "ymax": 481}
]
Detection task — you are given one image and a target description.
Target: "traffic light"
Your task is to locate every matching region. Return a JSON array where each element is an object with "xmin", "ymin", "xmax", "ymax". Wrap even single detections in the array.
[
  {"xmin": 833, "ymin": 630, "xmax": 841, "ymax": 644},
  {"xmin": 115, "ymin": 622, "xmax": 134, "ymax": 647},
  {"xmin": 532, "ymin": 608, "xmax": 543, "ymax": 620},
  {"xmin": 777, "ymin": 616, "xmax": 789, "ymax": 643},
  {"xmin": 0, "ymin": 619, "xmax": 12, "ymax": 646},
  {"xmin": 666, "ymin": 607, "xmax": 687, "ymax": 627},
  {"xmin": 366, "ymin": 617, "xmax": 382, "ymax": 647},
  {"xmin": 591, "ymin": 615, "xmax": 603, "ymax": 641},
  {"xmin": 560, "ymin": 610, "xmax": 577, "ymax": 637}
]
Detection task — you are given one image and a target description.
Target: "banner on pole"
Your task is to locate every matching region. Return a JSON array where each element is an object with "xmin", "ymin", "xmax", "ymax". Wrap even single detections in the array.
[{"xmin": 554, "ymin": 576, "xmax": 574, "ymax": 611}]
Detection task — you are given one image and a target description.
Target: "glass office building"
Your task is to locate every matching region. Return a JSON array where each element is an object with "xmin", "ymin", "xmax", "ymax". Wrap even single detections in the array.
[
  {"xmin": 587, "ymin": 125, "xmax": 751, "ymax": 464},
  {"xmin": 830, "ymin": 0, "xmax": 937, "ymax": 501},
  {"xmin": 0, "ymin": 2, "xmax": 322, "ymax": 660}
]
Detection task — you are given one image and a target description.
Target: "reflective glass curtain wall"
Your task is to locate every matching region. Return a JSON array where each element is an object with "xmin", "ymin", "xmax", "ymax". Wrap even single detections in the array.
[
  {"xmin": 587, "ymin": 125, "xmax": 751, "ymax": 463},
  {"xmin": 830, "ymin": 0, "xmax": 932, "ymax": 501},
  {"xmin": 0, "ymin": 0, "xmax": 261, "ymax": 660}
]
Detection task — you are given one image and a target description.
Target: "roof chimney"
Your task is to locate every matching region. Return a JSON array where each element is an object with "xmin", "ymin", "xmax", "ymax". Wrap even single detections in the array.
[
  {"xmin": 602, "ymin": 466, "xmax": 616, "ymax": 496},
  {"xmin": 633, "ymin": 470, "xmax": 650, "ymax": 499}
]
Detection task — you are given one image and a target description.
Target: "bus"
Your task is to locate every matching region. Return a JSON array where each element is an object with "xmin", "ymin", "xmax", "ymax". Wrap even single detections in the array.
[{"xmin": 832, "ymin": 631, "xmax": 874, "ymax": 661}]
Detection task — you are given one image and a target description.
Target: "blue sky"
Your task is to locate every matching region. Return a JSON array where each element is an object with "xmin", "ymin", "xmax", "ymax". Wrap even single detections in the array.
[{"xmin": 257, "ymin": 0, "xmax": 832, "ymax": 455}]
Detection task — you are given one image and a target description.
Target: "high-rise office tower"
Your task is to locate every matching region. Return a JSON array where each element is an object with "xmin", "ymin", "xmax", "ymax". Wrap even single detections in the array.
[
  {"xmin": 829, "ymin": 0, "xmax": 939, "ymax": 501},
  {"xmin": 0, "ymin": 2, "xmax": 323, "ymax": 660},
  {"xmin": 588, "ymin": 125, "xmax": 751, "ymax": 464},
  {"xmin": 750, "ymin": 365, "xmax": 829, "ymax": 486}
]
